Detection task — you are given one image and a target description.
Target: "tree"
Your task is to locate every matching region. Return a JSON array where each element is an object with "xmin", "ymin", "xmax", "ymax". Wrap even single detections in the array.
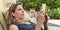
[{"xmin": 16, "ymin": 0, "xmax": 60, "ymax": 11}]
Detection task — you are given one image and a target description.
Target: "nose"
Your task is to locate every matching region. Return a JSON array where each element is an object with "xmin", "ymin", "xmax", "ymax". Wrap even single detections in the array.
[{"xmin": 22, "ymin": 10, "xmax": 24, "ymax": 13}]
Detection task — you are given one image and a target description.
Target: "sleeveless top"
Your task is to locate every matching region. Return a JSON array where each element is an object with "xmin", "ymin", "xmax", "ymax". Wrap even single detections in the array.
[{"xmin": 17, "ymin": 22, "xmax": 43, "ymax": 30}]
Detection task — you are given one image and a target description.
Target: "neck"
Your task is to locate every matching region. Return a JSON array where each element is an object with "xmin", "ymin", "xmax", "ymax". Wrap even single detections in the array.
[{"xmin": 15, "ymin": 18, "xmax": 23, "ymax": 24}]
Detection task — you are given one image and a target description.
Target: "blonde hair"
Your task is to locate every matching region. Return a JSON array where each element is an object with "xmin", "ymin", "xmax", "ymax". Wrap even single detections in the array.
[{"xmin": 23, "ymin": 11, "xmax": 31, "ymax": 22}]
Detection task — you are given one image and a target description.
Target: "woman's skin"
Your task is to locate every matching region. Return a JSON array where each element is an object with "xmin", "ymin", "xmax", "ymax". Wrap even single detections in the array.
[
  {"xmin": 35, "ymin": 5, "xmax": 46, "ymax": 30},
  {"xmin": 9, "ymin": 4, "xmax": 48, "ymax": 30},
  {"xmin": 11, "ymin": 5, "xmax": 24, "ymax": 24},
  {"xmin": 44, "ymin": 14, "xmax": 48, "ymax": 30}
]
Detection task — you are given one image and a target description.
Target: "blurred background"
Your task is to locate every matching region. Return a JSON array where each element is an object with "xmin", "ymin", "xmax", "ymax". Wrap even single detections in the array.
[{"xmin": 0, "ymin": 0, "xmax": 60, "ymax": 30}]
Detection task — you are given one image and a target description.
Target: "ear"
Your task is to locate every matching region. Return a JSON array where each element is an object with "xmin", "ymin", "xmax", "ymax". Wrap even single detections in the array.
[{"xmin": 11, "ymin": 12, "xmax": 15, "ymax": 16}]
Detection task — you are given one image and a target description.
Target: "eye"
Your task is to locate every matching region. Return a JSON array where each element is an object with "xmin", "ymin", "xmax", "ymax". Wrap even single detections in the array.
[{"xmin": 18, "ymin": 8, "xmax": 21, "ymax": 11}]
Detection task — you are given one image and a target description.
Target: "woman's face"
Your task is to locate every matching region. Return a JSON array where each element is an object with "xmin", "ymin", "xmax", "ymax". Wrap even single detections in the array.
[{"xmin": 12, "ymin": 5, "xmax": 24, "ymax": 20}]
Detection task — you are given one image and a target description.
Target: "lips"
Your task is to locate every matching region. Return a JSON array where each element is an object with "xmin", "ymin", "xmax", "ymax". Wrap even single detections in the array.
[
  {"xmin": 21, "ymin": 13, "xmax": 24, "ymax": 16},
  {"xmin": 22, "ymin": 14, "xmax": 24, "ymax": 15}
]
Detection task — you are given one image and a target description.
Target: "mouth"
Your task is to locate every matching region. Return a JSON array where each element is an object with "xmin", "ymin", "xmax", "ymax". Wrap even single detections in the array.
[{"xmin": 22, "ymin": 14, "xmax": 24, "ymax": 15}]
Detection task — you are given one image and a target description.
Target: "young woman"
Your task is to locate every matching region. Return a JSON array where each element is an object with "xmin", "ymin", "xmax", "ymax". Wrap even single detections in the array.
[{"xmin": 3, "ymin": 3, "xmax": 48, "ymax": 30}]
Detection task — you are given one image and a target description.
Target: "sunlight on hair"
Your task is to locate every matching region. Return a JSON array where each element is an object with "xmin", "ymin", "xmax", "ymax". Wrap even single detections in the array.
[{"xmin": 23, "ymin": 11, "xmax": 31, "ymax": 22}]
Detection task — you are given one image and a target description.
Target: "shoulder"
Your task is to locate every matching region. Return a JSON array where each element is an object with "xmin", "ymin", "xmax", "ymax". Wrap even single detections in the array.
[{"xmin": 9, "ymin": 24, "xmax": 19, "ymax": 30}]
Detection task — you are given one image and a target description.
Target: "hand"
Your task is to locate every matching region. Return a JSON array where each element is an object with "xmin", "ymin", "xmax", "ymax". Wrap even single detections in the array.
[
  {"xmin": 35, "ymin": 9, "xmax": 46, "ymax": 30},
  {"xmin": 35, "ymin": 3, "xmax": 46, "ymax": 30},
  {"xmin": 36, "ymin": 3, "xmax": 46, "ymax": 24},
  {"xmin": 36, "ymin": 10, "xmax": 45, "ymax": 24},
  {"xmin": 44, "ymin": 13, "xmax": 48, "ymax": 23}
]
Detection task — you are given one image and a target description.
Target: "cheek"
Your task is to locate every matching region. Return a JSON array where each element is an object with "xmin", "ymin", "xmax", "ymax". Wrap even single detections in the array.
[{"xmin": 15, "ymin": 11, "xmax": 24, "ymax": 18}]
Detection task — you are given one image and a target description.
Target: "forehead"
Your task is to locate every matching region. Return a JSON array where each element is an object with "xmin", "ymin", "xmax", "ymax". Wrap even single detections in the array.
[{"xmin": 16, "ymin": 5, "xmax": 23, "ymax": 9}]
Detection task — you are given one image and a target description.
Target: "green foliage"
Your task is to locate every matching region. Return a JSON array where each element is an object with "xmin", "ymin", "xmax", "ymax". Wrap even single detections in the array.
[
  {"xmin": 17, "ymin": 0, "xmax": 60, "ymax": 10},
  {"xmin": 46, "ymin": 8, "xmax": 60, "ymax": 19},
  {"xmin": 45, "ymin": 0, "xmax": 60, "ymax": 9},
  {"xmin": 16, "ymin": 0, "xmax": 41, "ymax": 10}
]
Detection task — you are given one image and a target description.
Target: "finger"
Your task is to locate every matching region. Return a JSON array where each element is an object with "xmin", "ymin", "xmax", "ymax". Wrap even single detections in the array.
[{"xmin": 40, "ymin": 12, "xmax": 45, "ymax": 17}]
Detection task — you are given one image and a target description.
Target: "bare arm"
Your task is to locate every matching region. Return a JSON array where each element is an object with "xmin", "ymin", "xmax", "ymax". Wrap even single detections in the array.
[
  {"xmin": 44, "ymin": 22, "xmax": 48, "ymax": 30},
  {"xmin": 9, "ymin": 24, "xmax": 19, "ymax": 30},
  {"xmin": 35, "ymin": 13, "xmax": 45, "ymax": 30},
  {"xmin": 44, "ymin": 14, "xmax": 49, "ymax": 30}
]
